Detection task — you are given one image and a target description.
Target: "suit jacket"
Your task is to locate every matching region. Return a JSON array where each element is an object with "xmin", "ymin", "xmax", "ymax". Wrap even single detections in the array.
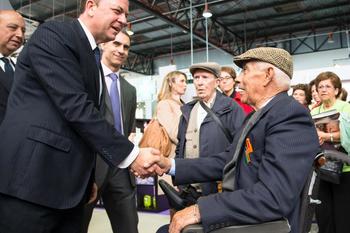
[
  {"xmin": 0, "ymin": 60, "xmax": 15, "ymax": 124},
  {"xmin": 95, "ymin": 74, "xmax": 137, "ymax": 187},
  {"xmin": 173, "ymin": 92, "xmax": 320, "ymax": 233},
  {"xmin": 0, "ymin": 20, "xmax": 134, "ymax": 209}
]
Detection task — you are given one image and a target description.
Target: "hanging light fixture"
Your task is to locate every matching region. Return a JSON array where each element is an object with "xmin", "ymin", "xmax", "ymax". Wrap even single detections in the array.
[
  {"xmin": 327, "ymin": 32, "xmax": 334, "ymax": 43},
  {"xmin": 202, "ymin": 1, "xmax": 212, "ymax": 18},
  {"xmin": 126, "ymin": 23, "xmax": 134, "ymax": 36}
]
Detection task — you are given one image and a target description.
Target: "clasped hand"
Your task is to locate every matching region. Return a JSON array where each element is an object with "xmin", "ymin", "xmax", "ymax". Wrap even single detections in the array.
[{"xmin": 130, "ymin": 148, "xmax": 172, "ymax": 178}]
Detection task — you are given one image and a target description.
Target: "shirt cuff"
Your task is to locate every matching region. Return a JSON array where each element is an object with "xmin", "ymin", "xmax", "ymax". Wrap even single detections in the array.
[
  {"xmin": 167, "ymin": 158, "xmax": 176, "ymax": 176},
  {"xmin": 118, "ymin": 145, "xmax": 139, "ymax": 168}
]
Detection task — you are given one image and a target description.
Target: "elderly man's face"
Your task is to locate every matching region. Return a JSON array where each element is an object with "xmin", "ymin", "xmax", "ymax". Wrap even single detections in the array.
[
  {"xmin": 193, "ymin": 70, "xmax": 218, "ymax": 102},
  {"xmin": 0, "ymin": 11, "xmax": 25, "ymax": 56},
  {"xmin": 236, "ymin": 61, "xmax": 267, "ymax": 108},
  {"xmin": 88, "ymin": 0, "xmax": 128, "ymax": 44}
]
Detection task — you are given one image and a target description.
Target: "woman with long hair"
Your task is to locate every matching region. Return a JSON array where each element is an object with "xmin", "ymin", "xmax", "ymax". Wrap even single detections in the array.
[{"xmin": 156, "ymin": 71, "xmax": 187, "ymax": 157}]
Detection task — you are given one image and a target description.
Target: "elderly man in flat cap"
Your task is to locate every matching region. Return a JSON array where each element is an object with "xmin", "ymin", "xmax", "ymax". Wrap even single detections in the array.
[
  {"xmin": 174, "ymin": 62, "xmax": 244, "ymax": 197},
  {"xmin": 156, "ymin": 48, "xmax": 319, "ymax": 233}
]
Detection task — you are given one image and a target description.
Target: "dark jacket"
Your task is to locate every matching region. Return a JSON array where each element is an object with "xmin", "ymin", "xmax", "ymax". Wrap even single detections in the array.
[
  {"xmin": 0, "ymin": 61, "xmax": 14, "ymax": 124},
  {"xmin": 175, "ymin": 91, "xmax": 245, "ymax": 195},
  {"xmin": 0, "ymin": 20, "xmax": 133, "ymax": 209},
  {"xmin": 174, "ymin": 92, "xmax": 319, "ymax": 233}
]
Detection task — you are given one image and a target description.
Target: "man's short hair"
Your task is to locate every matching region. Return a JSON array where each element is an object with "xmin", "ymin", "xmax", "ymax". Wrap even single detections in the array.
[{"xmin": 79, "ymin": 0, "xmax": 100, "ymax": 14}]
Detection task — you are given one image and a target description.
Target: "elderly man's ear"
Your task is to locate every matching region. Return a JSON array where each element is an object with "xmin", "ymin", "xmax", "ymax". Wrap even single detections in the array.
[{"xmin": 263, "ymin": 67, "xmax": 274, "ymax": 87}]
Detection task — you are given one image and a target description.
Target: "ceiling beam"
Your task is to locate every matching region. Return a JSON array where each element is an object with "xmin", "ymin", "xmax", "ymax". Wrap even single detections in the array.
[
  {"xmin": 130, "ymin": 0, "xmax": 241, "ymax": 56},
  {"xmin": 11, "ymin": 0, "xmax": 41, "ymax": 10},
  {"xmin": 243, "ymin": 11, "xmax": 349, "ymax": 36},
  {"xmin": 224, "ymin": 1, "xmax": 350, "ymax": 26},
  {"xmin": 218, "ymin": 0, "xmax": 304, "ymax": 18}
]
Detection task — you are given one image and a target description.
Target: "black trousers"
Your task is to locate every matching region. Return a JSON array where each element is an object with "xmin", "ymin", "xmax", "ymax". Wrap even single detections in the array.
[
  {"xmin": 0, "ymin": 193, "xmax": 85, "ymax": 233},
  {"xmin": 81, "ymin": 168, "xmax": 138, "ymax": 233},
  {"xmin": 315, "ymin": 172, "xmax": 350, "ymax": 233}
]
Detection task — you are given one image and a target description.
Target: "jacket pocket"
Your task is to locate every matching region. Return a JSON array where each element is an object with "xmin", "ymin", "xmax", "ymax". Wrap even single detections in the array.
[{"xmin": 27, "ymin": 125, "xmax": 71, "ymax": 152}]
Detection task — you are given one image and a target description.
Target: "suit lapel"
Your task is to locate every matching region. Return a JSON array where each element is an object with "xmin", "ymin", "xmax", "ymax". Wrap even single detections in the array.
[
  {"xmin": 71, "ymin": 20, "xmax": 101, "ymax": 105},
  {"xmin": 0, "ymin": 70, "xmax": 13, "ymax": 93},
  {"xmin": 119, "ymin": 75, "xmax": 128, "ymax": 131},
  {"xmin": 222, "ymin": 92, "xmax": 289, "ymax": 191}
]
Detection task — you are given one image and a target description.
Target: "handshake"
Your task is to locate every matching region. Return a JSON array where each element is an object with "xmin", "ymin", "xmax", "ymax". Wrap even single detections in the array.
[{"xmin": 129, "ymin": 148, "xmax": 171, "ymax": 178}]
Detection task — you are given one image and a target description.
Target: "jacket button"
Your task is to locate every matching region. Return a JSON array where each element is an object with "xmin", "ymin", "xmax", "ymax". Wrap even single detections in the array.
[
  {"xmin": 193, "ymin": 145, "xmax": 197, "ymax": 149},
  {"xmin": 194, "ymin": 129, "xmax": 198, "ymax": 133}
]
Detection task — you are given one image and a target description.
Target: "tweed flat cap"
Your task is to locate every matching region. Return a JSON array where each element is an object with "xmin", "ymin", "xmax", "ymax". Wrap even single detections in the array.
[
  {"xmin": 189, "ymin": 62, "xmax": 221, "ymax": 78},
  {"xmin": 233, "ymin": 47, "xmax": 293, "ymax": 79}
]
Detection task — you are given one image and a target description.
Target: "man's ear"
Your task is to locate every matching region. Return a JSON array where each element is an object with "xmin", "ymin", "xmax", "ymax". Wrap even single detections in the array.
[
  {"xmin": 86, "ymin": 0, "xmax": 97, "ymax": 17},
  {"xmin": 263, "ymin": 67, "xmax": 274, "ymax": 87}
]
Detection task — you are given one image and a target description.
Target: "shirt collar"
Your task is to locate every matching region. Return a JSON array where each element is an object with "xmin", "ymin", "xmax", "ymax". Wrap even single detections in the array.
[
  {"xmin": 203, "ymin": 91, "xmax": 217, "ymax": 108},
  {"xmin": 78, "ymin": 19, "xmax": 97, "ymax": 50},
  {"xmin": 102, "ymin": 62, "xmax": 120, "ymax": 78}
]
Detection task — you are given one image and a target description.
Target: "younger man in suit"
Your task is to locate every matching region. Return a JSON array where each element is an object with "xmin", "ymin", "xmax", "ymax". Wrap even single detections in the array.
[
  {"xmin": 156, "ymin": 47, "xmax": 320, "ymax": 233},
  {"xmin": 82, "ymin": 31, "xmax": 138, "ymax": 233},
  {"xmin": 0, "ymin": 10, "xmax": 25, "ymax": 123}
]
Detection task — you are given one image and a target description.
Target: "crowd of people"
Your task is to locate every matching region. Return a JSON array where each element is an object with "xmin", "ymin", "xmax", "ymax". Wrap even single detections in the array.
[{"xmin": 0, "ymin": 1, "xmax": 350, "ymax": 233}]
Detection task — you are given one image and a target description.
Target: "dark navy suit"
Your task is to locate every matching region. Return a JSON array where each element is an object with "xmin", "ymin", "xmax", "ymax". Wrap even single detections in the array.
[
  {"xmin": 0, "ymin": 20, "xmax": 133, "ymax": 231},
  {"xmin": 173, "ymin": 92, "xmax": 320, "ymax": 233}
]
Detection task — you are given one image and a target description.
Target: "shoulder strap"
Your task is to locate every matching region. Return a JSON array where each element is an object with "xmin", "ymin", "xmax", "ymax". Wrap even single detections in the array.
[{"xmin": 199, "ymin": 101, "xmax": 233, "ymax": 142}]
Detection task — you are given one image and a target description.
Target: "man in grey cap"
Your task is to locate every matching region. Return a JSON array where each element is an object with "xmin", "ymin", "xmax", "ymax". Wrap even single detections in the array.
[
  {"xmin": 156, "ymin": 48, "xmax": 319, "ymax": 233},
  {"xmin": 174, "ymin": 62, "xmax": 244, "ymax": 196}
]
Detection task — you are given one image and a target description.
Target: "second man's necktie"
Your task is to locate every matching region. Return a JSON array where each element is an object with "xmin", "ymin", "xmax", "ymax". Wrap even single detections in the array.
[
  {"xmin": 1, "ymin": 57, "xmax": 14, "ymax": 78},
  {"xmin": 108, "ymin": 73, "xmax": 122, "ymax": 133}
]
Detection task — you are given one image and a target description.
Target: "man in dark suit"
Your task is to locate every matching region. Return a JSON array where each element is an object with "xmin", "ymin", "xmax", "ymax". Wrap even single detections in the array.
[
  {"xmin": 0, "ymin": 1, "xmax": 159, "ymax": 232},
  {"xmin": 0, "ymin": 10, "xmax": 25, "ymax": 123},
  {"xmin": 156, "ymin": 47, "xmax": 320, "ymax": 233},
  {"xmin": 82, "ymin": 31, "xmax": 139, "ymax": 233}
]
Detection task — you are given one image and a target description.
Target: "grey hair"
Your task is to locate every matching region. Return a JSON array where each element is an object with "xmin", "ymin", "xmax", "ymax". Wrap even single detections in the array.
[{"xmin": 255, "ymin": 61, "xmax": 290, "ymax": 91}]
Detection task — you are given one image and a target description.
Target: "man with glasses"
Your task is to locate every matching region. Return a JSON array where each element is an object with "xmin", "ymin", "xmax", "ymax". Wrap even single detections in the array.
[{"xmin": 218, "ymin": 66, "xmax": 253, "ymax": 114}]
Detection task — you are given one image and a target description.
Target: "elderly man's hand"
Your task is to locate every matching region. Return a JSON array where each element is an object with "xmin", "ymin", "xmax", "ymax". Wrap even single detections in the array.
[
  {"xmin": 130, "ymin": 148, "xmax": 160, "ymax": 178},
  {"xmin": 154, "ymin": 155, "xmax": 172, "ymax": 176},
  {"xmin": 169, "ymin": 204, "xmax": 201, "ymax": 233}
]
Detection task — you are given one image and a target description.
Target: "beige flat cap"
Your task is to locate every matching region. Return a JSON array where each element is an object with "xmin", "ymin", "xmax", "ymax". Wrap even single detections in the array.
[
  {"xmin": 233, "ymin": 47, "xmax": 293, "ymax": 79},
  {"xmin": 189, "ymin": 62, "xmax": 221, "ymax": 78}
]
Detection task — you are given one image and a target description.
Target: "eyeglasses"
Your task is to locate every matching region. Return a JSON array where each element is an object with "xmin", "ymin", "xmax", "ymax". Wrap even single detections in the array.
[
  {"xmin": 219, "ymin": 76, "xmax": 234, "ymax": 81},
  {"xmin": 318, "ymin": 85, "xmax": 334, "ymax": 90}
]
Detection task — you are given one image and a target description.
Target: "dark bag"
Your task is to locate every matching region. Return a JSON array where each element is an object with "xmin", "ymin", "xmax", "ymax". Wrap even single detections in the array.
[
  {"xmin": 319, "ymin": 160, "xmax": 343, "ymax": 184},
  {"xmin": 319, "ymin": 143, "xmax": 344, "ymax": 184}
]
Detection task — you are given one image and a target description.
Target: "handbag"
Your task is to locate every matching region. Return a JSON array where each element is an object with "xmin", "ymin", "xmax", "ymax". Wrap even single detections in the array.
[
  {"xmin": 319, "ymin": 143, "xmax": 344, "ymax": 184},
  {"xmin": 139, "ymin": 119, "xmax": 172, "ymax": 157},
  {"xmin": 319, "ymin": 159, "xmax": 343, "ymax": 184}
]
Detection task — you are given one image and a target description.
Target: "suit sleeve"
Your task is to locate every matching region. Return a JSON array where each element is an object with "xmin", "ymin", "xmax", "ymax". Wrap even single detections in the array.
[
  {"xmin": 27, "ymin": 23, "xmax": 133, "ymax": 167},
  {"xmin": 197, "ymin": 103, "xmax": 319, "ymax": 231}
]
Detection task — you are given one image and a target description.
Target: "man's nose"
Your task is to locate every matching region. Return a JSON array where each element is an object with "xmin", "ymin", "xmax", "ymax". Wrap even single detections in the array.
[
  {"xmin": 15, "ymin": 29, "xmax": 24, "ymax": 41},
  {"xmin": 119, "ymin": 14, "xmax": 128, "ymax": 28}
]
